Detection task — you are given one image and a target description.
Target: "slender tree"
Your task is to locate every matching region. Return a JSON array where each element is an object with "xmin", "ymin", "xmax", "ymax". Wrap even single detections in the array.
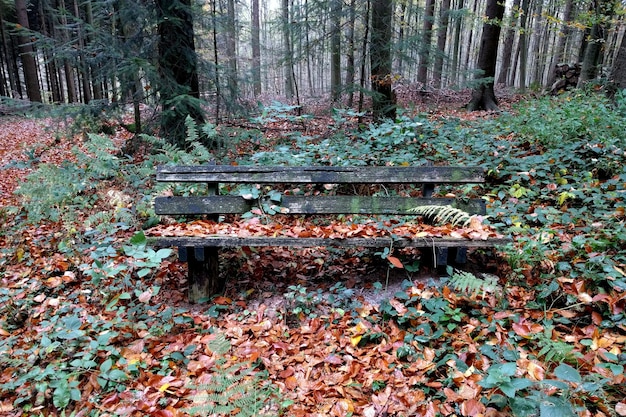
[
  {"xmin": 547, "ymin": 0, "xmax": 574, "ymax": 87},
  {"xmin": 578, "ymin": 0, "xmax": 613, "ymax": 86},
  {"xmin": 467, "ymin": 0, "xmax": 505, "ymax": 111},
  {"xmin": 497, "ymin": 0, "xmax": 521, "ymax": 86},
  {"xmin": 611, "ymin": 23, "xmax": 626, "ymax": 92},
  {"xmin": 282, "ymin": 0, "xmax": 294, "ymax": 99},
  {"xmin": 251, "ymin": 0, "xmax": 261, "ymax": 97},
  {"xmin": 330, "ymin": 0, "xmax": 341, "ymax": 101},
  {"xmin": 370, "ymin": 0, "xmax": 395, "ymax": 119},
  {"xmin": 345, "ymin": 0, "xmax": 356, "ymax": 106},
  {"xmin": 417, "ymin": 0, "xmax": 434, "ymax": 85},
  {"xmin": 433, "ymin": 0, "xmax": 450, "ymax": 88},
  {"xmin": 14, "ymin": 0, "xmax": 42, "ymax": 102}
]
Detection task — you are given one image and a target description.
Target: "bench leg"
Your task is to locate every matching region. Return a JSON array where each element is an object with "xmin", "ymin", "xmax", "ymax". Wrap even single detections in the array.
[{"xmin": 181, "ymin": 247, "xmax": 223, "ymax": 303}]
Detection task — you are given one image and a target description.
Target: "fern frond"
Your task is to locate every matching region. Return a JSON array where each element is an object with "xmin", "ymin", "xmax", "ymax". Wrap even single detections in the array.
[
  {"xmin": 85, "ymin": 211, "xmax": 112, "ymax": 230},
  {"xmin": 448, "ymin": 268, "xmax": 500, "ymax": 297},
  {"xmin": 208, "ymin": 333, "xmax": 231, "ymax": 355},
  {"xmin": 409, "ymin": 205, "xmax": 473, "ymax": 227}
]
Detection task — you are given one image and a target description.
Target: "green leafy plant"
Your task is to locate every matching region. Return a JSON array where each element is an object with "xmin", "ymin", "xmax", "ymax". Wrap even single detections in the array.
[
  {"xmin": 446, "ymin": 267, "xmax": 500, "ymax": 298},
  {"xmin": 185, "ymin": 333, "xmax": 282, "ymax": 416}
]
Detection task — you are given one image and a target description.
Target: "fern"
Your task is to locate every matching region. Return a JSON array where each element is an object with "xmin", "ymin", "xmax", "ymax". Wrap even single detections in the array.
[
  {"xmin": 447, "ymin": 267, "xmax": 500, "ymax": 298},
  {"xmin": 409, "ymin": 205, "xmax": 473, "ymax": 227},
  {"xmin": 185, "ymin": 333, "xmax": 281, "ymax": 417}
]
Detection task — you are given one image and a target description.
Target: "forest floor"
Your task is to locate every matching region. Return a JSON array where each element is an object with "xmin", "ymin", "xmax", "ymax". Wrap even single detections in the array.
[{"xmin": 1, "ymin": 90, "xmax": 625, "ymax": 417}]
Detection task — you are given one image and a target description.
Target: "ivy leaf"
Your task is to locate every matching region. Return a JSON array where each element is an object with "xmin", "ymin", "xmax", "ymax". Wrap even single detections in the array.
[{"xmin": 554, "ymin": 364, "xmax": 581, "ymax": 384}]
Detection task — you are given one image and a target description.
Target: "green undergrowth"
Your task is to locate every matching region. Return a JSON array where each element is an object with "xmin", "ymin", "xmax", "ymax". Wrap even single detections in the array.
[{"xmin": 1, "ymin": 92, "xmax": 625, "ymax": 414}]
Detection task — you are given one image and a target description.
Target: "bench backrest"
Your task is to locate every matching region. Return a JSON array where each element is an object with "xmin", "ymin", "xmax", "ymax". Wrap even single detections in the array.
[{"xmin": 154, "ymin": 165, "xmax": 487, "ymax": 216}]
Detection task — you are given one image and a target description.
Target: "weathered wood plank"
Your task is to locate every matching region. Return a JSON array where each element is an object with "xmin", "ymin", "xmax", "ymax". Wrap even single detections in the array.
[
  {"xmin": 156, "ymin": 165, "xmax": 485, "ymax": 184},
  {"xmin": 155, "ymin": 195, "xmax": 487, "ymax": 215},
  {"xmin": 151, "ymin": 236, "xmax": 511, "ymax": 248}
]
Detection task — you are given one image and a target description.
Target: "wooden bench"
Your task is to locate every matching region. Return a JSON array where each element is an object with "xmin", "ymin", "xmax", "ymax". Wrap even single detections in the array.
[{"xmin": 152, "ymin": 165, "xmax": 510, "ymax": 302}]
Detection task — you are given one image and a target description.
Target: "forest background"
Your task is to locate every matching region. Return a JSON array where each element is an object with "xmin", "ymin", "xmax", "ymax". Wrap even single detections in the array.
[{"xmin": 1, "ymin": 0, "xmax": 626, "ymax": 416}]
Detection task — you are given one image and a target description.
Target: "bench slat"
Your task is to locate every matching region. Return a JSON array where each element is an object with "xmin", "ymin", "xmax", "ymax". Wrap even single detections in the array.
[
  {"xmin": 151, "ymin": 236, "xmax": 511, "ymax": 248},
  {"xmin": 156, "ymin": 165, "xmax": 485, "ymax": 184},
  {"xmin": 155, "ymin": 195, "xmax": 487, "ymax": 216}
]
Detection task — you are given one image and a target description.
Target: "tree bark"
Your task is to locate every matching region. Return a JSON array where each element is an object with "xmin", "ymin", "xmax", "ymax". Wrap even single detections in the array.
[
  {"xmin": 434, "ymin": 0, "xmax": 451, "ymax": 89},
  {"xmin": 611, "ymin": 27, "xmax": 626, "ymax": 92},
  {"xmin": 14, "ymin": 0, "xmax": 42, "ymax": 102},
  {"xmin": 497, "ymin": 0, "xmax": 521, "ymax": 86},
  {"xmin": 467, "ymin": 0, "xmax": 505, "ymax": 111},
  {"xmin": 226, "ymin": 0, "xmax": 238, "ymax": 101},
  {"xmin": 330, "ymin": 0, "xmax": 341, "ymax": 101},
  {"xmin": 251, "ymin": 0, "xmax": 261, "ymax": 97},
  {"xmin": 547, "ymin": 0, "xmax": 574, "ymax": 87},
  {"xmin": 345, "ymin": 0, "xmax": 356, "ymax": 106},
  {"xmin": 517, "ymin": 0, "xmax": 530, "ymax": 90},
  {"xmin": 417, "ymin": 0, "xmax": 435, "ymax": 86},
  {"xmin": 370, "ymin": 0, "xmax": 396, "ymax": 119},
  {"xmin": 282, "ymin": 0, "xmax": 294, "ymax": 99},
  {"xmin": 578, "ymin": 1, "xmax": 610, "ymax": 86}
]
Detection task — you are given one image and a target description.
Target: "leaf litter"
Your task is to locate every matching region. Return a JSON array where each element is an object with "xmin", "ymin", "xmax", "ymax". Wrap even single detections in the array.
[{"xmin": 1, "ymin": 95, "xmax": 625, "ymax": 417}]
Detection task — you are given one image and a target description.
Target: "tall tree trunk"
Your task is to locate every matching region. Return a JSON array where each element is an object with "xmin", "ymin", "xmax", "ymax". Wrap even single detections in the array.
[
  {"xmin": 417, "ymin": 0, "xmax": 435, "ymax": 86},
  {"xmin": 251, "ymin": 0, "xmax": 261, "ymax": 97},
  {"xmin": 611, "ymin": 25, "xmax": 626, "ymax": 93},
  {"xmin": 467, "ymin": 0, "xmax": 505, "ymax": 111},
  {"xmin": 530, "ymin": 0, "xmax": 545, "ymax": 86},
  {"xmin": 226, "ymin": 0, "xmax": 238, "ymax": 102},
  {"xmin": 517, "ymin": 0, "xmax": 530, "ymax": 90},
  {"xmin": 85, "ymin": 0, "xmax": 103, "ymax": 100},
  {"xmin": 282, "ymin": 0, "xmax": 294, "ymax": 99},
  {"xmin": 14, "ymin": 0, "xmax": 42, "ymax": 102},
  {"xmin": 156, "ymin": 0, "xmax": 204, "ymax": 147},
  {"xmin": 450, "ymin": 0, "xmax": 464, "ymax": 86},
  {"xmin": 433, "ymin": 0, "xmax": 450, "ymax": 88},
  {"xmin": 345, "ymin": 0, "xmax": 356, "ymax": 106},
  {"xmin": 578, "ymin": 0, "xmax": 612, "ymax": 86},
  {"xmin": 1, "ymin": 8, "xmax": 20, "ymax": 97},
  {"xmin": 357, "ymin": 0, "xmax": 370, "ymax": 115},
  {"xmin": 370, "ymin": 0, "xmax": 395, "ymax": 119},
  {"xmin": 497, "ymin": 0, "xmax": 521, "ymax": 86},
  {"xmin": 330, "ymin": 0, "xmax": 341, "ymax": 102}
]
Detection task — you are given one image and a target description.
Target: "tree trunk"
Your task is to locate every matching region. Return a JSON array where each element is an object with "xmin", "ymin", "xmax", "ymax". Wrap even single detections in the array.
[
  {"xmin": 578, "ymin": 1, "xmax": 611, "ymax": 86},
  {"xmin": 611, "ymin": 27, "xmax": 626, "ymax": 92},
  {"xmin": 417, "ymin": 0, "xmax": 435, "ymax": 86},
  {"xmin": 433, "ymin": 0, "xmax": 451, "ymax": 88},
  {"xmin": 345, "ymin": 0, "xmax": 356, "ymax": 106},
  {"xmin": 497, "ymin": 0, "xmax": 521, "ymax": 86},
  {"xmin": 330, "ymin": 0, "xmax": 341, "ymax": 101},
  {"xmin": 156, "ymin": 0, "xmax": 204, "ymax": 147},
  {"xmin": 14, "ymin": 0, "xmax": 42, "ymax": 102},
  {"xmin": 370, "ymin": 0, "xmax": 396, "ymax": 120},
  {"xmin": 467, "ymin": 0, "xmax": 505, "ymax": 111},
  {"xmin": 358, "ymin": 0, "xmax": 370, "ymax": 115},
  {"xmin": 547, "ymin": 0, "xmax": 574, "ymax": 87},
  {"xmin": 450, "ymin": 0, "xmax": 464, "ymax": 86},
  {"xmin": 517, "ymin": 0, "xmax": 530, "ymax": 90},
  {"xmin": 251, "ymin": 0, "xmax": 261, "ymax": 97},
  {"xmin": 282, "ymin": 0, "xmax": 294, "ymax": 99},
  {"xmin": 226, "ymin": 0, "xmax": 238, "ymax": 101}
]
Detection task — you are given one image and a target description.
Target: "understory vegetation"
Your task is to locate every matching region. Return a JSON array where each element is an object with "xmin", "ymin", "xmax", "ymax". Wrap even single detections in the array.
[{"xmin": 1, "ymin": 91, "xmax": 625, "ymax": 416}]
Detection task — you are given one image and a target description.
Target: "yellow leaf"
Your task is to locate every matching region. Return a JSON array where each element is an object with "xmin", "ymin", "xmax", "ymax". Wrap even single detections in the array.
[
  {"xmin": 159, "ymin": 383, "xmax": 170, "ymax": 392},
  {"xmin": 350, "ymin": 335, "xmax": 362, "ymax": 347}
]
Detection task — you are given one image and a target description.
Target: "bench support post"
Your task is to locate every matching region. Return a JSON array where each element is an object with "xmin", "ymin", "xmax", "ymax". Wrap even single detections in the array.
[{"xmin": 182, "ymin": 246, "xmax": 223, "ymax": 303}]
